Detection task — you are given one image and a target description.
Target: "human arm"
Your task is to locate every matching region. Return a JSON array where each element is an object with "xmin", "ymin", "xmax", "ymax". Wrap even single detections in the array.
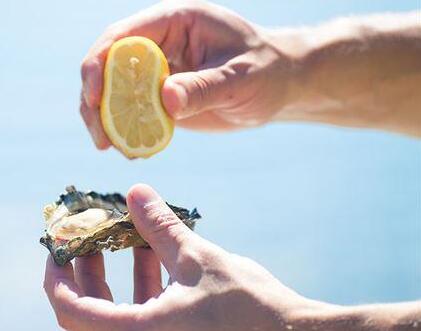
[
  {"xmin": 43, "ymin": 184, "xmax": 421, "ymax": 331},
  {"xmin": 291, "ymin": 301, "xmax": 421, "ymax": 331},
  {"xmin": 79, "ymin": 2, "xmax": 421, "ymax": 150},
  {"xmin": 272, "ymin": 11, "xmax": 421, "ymax": 137}
]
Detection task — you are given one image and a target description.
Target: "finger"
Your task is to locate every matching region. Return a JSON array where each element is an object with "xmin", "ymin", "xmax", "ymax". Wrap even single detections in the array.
[
  {"xmin": 44, "ymin": 256, "xmax": 136, "ymax": 331},
  {"xmin": 162, "ymin": 65, "xmax": 237, "ymax": 120},
  {"xmin": 81, "ymin": 3, "xmax": 171, "ymax": 110},
  {"xmin": 44, "ymin": 256, "xmax": 83, "ymax": 314},
  {"xmin": 126, "ymin": 184, "xmax": 196, "ymax": 273},
  {"xmin": 133, "ymin": 247, "xmax": 163, "ymax": 304},
  {"xmin": 75, "ymin": 253, "xmax": 113, "ymax": 301},
  {"xmin": 80, "ymin": 96, "xmax": 111, "ymax": 150}
]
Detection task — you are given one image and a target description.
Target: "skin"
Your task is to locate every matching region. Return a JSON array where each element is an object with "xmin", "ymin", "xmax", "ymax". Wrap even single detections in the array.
[
  {"xmin": 45, "ymin": 1, "xmax": 421, "ymax": 330},
  {"xmin": 79, "ymin": 1, "xmax": 421, "ymax": 146},
  {"xmin": 44, "ymin": 185, "xmax": 421, "ymax": 331}
]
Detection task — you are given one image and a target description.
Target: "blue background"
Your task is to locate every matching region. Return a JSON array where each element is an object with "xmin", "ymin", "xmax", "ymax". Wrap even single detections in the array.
[{"xmin": 0, "ymin": 1, "xmax": 419, "ymax": 330}]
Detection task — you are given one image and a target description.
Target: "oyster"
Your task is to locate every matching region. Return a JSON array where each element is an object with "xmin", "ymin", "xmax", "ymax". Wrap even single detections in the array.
[{"xmin": 40, "ymin": 186, "xmax": 201, "ymax": 266}]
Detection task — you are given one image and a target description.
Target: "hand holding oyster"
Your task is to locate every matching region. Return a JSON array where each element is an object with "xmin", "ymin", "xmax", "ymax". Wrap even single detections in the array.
[{"xmin": 40, "ymin": 186, "xmax": 200, "ymax": 266}]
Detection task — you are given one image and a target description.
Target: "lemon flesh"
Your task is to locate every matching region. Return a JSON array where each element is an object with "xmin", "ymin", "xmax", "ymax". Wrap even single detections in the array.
[{"xmin": 101, "ymin": 36, "xmax": 173, "ymax": 159}]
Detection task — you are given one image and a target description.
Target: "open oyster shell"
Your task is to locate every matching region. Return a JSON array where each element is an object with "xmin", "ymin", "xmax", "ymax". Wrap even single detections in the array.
[{"xmin": 40, "ymin": 186, "xmax": 201, "ymax": 266}]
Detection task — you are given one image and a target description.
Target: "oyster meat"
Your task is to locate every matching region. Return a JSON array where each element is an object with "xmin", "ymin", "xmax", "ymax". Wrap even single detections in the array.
[{"xmin": 40, "ymin": 186, "xmax": 201, "ymax": 266}]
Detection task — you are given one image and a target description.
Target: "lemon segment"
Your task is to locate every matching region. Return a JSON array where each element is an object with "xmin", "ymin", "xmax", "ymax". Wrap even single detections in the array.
[{"xmin": 101, "ymin": 36, "xmax": 173, "ymax": 159}]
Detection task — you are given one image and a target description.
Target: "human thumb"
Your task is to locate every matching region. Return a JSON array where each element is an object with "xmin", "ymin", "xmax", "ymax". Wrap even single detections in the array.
[
  {"xmin": 162, "ymin": 66, "xmax": 233, "ymax": 120},
  {"xmin": 126, "ymin": 184, "xmax": 193, "ymax": 272}
]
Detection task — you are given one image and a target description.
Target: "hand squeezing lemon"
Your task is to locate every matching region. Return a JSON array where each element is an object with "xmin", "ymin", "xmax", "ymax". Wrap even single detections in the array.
[{"xmin": 100, "ymin": 37, "xmax": 174, "ymax": 159}]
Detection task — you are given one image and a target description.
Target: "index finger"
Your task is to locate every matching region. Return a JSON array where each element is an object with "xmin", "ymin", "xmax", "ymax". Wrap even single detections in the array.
[
  {"xmin": 43, "ymin": 256, "xmax": 135, "ymax": 331},
  {"xmin": 81, "ymin": 3, "xmax": 170, "ymax": 110}
]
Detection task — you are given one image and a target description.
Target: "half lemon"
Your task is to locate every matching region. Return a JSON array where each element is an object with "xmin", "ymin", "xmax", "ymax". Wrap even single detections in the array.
[{"xmin": 101, "ymin": 36, "xmax": 173, "ymax": 159}]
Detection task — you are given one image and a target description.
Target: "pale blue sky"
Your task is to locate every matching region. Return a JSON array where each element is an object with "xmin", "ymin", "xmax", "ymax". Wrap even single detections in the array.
[{"xmin": 0, "ymin": 1, "xmax": 419, "ymax": 330}]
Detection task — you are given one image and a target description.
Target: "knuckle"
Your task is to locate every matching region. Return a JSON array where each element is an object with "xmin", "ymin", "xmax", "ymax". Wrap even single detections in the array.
[
  {"xmin": 104, "ymin": 22, "xmax": 119, "ymax": 35},
  {"xmin": 79, "ymin": 103, "xmax": 92, "ymax": 126},
  {"xmin": 81, "ymin": 21, "xmax": 124, "ymax": 81},
  {"xmin": 168, "ymin": 7, "xmax": 185, "ymax": 21},
  {"xmin": 80, "ymin": 59, "xmax": 97, "ymax": 81},
  {"xmin": 104, "ymin": 19, "xmax": 126, "ymax": 39},
  {"xmin": 80, "ymin": 58, "xmax": 95, "ymax": 81},
  {"xmin": 153, "ymin": 212, "xmax": 181, "ymax": 237},
  {"xmin": 164, "ymin": 1, "xmax": 207, "ymax": 29},
  {"xmin": 155, "ymin": 210, "xmax": 179, "ymax": 226},
  {"xmin": 79, "ymin": 102, "xmax": 86, "ymax": 116},
  {"xmin": 180, "ymin": 242, "xmax": 222, "ymax": 269},
  {"xmin": 191, "ymin": 74, "xmax": 210, "ymax": 104},
  {"xmin": 144, "ymin": 202, "xmax": 181, "ymax": 235},
  {"xmin": 42, "ymin": 280, "xmax": 48, "ymax": 292},
  {"xmin": 185, "ymin": 0, "xmax": 207, "ymax": 11},
  {"xmin": 225, "ymin": 61, "xmax": 251, "ymax": 81},
  {"xmin": 168, "ymin": 0, "xmax": 203, "ymax": 13}
]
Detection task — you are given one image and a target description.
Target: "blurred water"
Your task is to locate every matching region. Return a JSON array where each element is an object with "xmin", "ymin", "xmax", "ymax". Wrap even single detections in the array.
[{"xmin": 0, "ymin": 1, "xmax": 419, "ymax": 330}]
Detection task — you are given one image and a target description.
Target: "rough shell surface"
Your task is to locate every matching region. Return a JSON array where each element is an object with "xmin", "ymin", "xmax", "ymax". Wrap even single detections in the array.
[{"xmin": 40, "ymin": 186, "xmax": 201, "ymax": 265}]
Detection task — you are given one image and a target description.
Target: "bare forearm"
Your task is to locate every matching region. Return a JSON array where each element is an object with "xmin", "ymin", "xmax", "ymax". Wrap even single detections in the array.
[
  {"xmin": 288, "ymin": 301, "xmax": 421, "ymax": 331},
  {"xmin": 272, "ymin": 11, "xmax": 421, "ymax": 136}
]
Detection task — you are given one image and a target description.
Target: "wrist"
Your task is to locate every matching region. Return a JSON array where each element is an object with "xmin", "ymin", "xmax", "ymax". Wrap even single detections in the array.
[
  {"xmin": 287, "ymin": 302, "xmax": 367, "ymax": 331},
  {"xmin": 264, "ymin": 19, "xmax": 372, "ymax": 124},
  {"xmin": 254, "ymin": 26, "xmax": 311, "ymax": 121},
  {"xmin": 259, "ymin": 26, "xmax": 313, "ymax": 122},
  {"xmin": 288, "ymin": 300, "xmax": 420, "ymax": 331},
  {"xmin": 285, "ymin": 300, "xmax": 347, "ymax": 331},
  {"xmin": 265, "ymin": 13, "xmax": 421, "ymax": 130},
  {"xmin": 266, "ymin": 21, "xmax": 368, "ymax": 123}
]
